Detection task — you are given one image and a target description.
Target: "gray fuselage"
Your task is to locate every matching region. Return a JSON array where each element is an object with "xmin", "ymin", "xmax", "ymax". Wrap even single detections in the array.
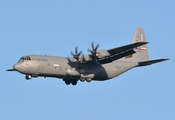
[{"xmin": 13, "ymin": 55, "xmax": 138, "ymax": 81}]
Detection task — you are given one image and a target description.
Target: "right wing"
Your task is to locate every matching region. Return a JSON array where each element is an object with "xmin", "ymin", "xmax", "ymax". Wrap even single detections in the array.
[
  {"xmin": 107, "ymin": 42, "xmax": 148, "ymax": 54},
  {"xmin": 68, "ymin": 42, "xmax": 148, "ymax": 64},
  {"xmin": 97, "ymin": 42, "xmax": 148, "ymax": 64}
]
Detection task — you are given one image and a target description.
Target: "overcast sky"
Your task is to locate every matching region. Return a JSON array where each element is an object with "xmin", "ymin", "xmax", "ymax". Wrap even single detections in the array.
[{"xmin": 1, "ymin": 1, "xmax": 174, "ymax": 120}]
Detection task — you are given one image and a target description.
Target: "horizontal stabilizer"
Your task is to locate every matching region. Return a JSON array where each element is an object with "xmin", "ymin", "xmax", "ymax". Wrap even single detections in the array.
[{"xmin": 137, "ymin": 59, "xmax": 169, "ymax": 67}]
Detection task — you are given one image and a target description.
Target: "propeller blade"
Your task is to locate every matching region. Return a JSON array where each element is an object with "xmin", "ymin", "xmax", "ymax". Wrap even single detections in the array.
[
  {"xmin": 75, "ymin": 47, "xmax": 78, "ymax": 55},
  {"xmin": 71, "ymin": 47, "xmax": 82, "ymax": 61},
  {"xmin": 91, "ymin": 42, "xmax": 94, "ymax": 50},
  {"xmin": 88, "ymin": 42, "xmax": 100, "ymax": 57},
  {"xmin": 78, "ymin": 50, "xmax": 82, "ymax": 56},
  {"xmin": 88, "ymin": 48, "xmax": 91, "ymax": 53},
  {"xmin": 71, "ymin": 51, "xmax": 74, "ymax": 56},
  {"xmin": 95, "ymin": 44, "xmax": 99, "ymax": 50}
]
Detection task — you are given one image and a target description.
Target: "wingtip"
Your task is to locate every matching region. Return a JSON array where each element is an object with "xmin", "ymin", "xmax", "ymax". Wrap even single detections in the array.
[
  {"xmin": 135, "ymin": 41, "xmax": 149, "ymax": 46},
  {"xmin": 142, "ymin": 41, "xmax": 149, "ymax": 44}
]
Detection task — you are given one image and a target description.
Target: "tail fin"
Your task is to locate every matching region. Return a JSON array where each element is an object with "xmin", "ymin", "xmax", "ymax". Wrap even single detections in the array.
[{"xmin": 126, "ymin": 28, "xmax": 149, "ymax": 62}]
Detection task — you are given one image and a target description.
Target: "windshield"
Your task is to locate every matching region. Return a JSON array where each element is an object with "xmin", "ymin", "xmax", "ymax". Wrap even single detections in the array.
[{"xmin": 18, "ymin": 56, "xmax": 31, "ymax": 63}]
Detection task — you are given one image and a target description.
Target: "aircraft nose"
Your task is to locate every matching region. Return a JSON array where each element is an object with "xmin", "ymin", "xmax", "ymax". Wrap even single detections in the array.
[{"xmin": 13, "ymin": 63, "xmax": 20, "ymax": 70}]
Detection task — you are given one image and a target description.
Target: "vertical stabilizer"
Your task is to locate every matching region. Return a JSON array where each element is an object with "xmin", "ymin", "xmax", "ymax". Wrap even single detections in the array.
[{"xmin": 127, "ymin": 28, "xmax": 149, "ymax": 62}]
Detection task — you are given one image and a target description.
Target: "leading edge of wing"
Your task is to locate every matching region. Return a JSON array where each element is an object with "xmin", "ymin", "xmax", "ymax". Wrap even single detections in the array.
[
  {"xmin": 98, "ymin": 49, "xmax": 135, "ymax": 64},
  {"xmin": 107, "ymin": 42, "xmax": 148, "ymax": 54}
]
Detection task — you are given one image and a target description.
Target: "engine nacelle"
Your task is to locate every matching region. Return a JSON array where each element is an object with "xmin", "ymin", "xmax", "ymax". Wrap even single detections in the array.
[
  {"xmin": 66, "ymin": 69, "xmax": 79, "ymax": 76},
  {"xmin": 80, "ymin": 73, "xmax": 94, "ymax": 82}
]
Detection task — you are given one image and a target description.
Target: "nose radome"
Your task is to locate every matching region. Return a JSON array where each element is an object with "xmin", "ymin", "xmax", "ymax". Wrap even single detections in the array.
[{"xmin": 13, "ymin": 64, "xmax": 20, "ymax": 70}]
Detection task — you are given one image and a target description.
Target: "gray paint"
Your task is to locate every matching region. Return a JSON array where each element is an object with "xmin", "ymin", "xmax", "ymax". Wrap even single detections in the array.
[{"xmin": 7, "ymin": 28, "xmax": 169, "ymax": 85}]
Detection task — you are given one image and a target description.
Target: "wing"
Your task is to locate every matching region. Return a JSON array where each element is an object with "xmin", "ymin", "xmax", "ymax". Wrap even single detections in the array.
[
  {"xmin": 107, "ymin": 42, "xmax": 148, "ymax": 54},
  {"xmin": 97, "ymin": 42, "xmax": 148, "ymax": 64},
  {"xmin": 98, "ymin": 49, "xmax": 135, "ymax": 64},
  {"xmin": 69, "ymin": 42, "xmax": 148, "ymax": 64}
]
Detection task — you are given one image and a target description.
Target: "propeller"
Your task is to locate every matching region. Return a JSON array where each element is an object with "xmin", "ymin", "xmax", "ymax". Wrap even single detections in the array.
[
  {"xmin": 88, "ymin": 42, "xmax": 99, "ymax": 59},
  {"xmin": 81, "ymin": 54, "xmax": 86, "ymax": 62},
  {"xmin": 71, "ymin": 47, "xmax": 82, "ymax": 61}
]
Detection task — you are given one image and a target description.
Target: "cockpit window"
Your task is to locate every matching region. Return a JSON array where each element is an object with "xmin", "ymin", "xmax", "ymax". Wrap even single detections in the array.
[
  {"xmin": 25, "ymin": 56, "xmax": 31, "ymax": 60},
  {"xmin": 18, "ymin": 56, "xmax": 31, "ymax": 63}
]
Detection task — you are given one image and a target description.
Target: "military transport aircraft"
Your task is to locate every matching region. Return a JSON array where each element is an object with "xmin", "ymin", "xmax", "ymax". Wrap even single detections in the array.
[{"xmin": 7, "ymin": 28, "xmax": 168, "ymax": 85}]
